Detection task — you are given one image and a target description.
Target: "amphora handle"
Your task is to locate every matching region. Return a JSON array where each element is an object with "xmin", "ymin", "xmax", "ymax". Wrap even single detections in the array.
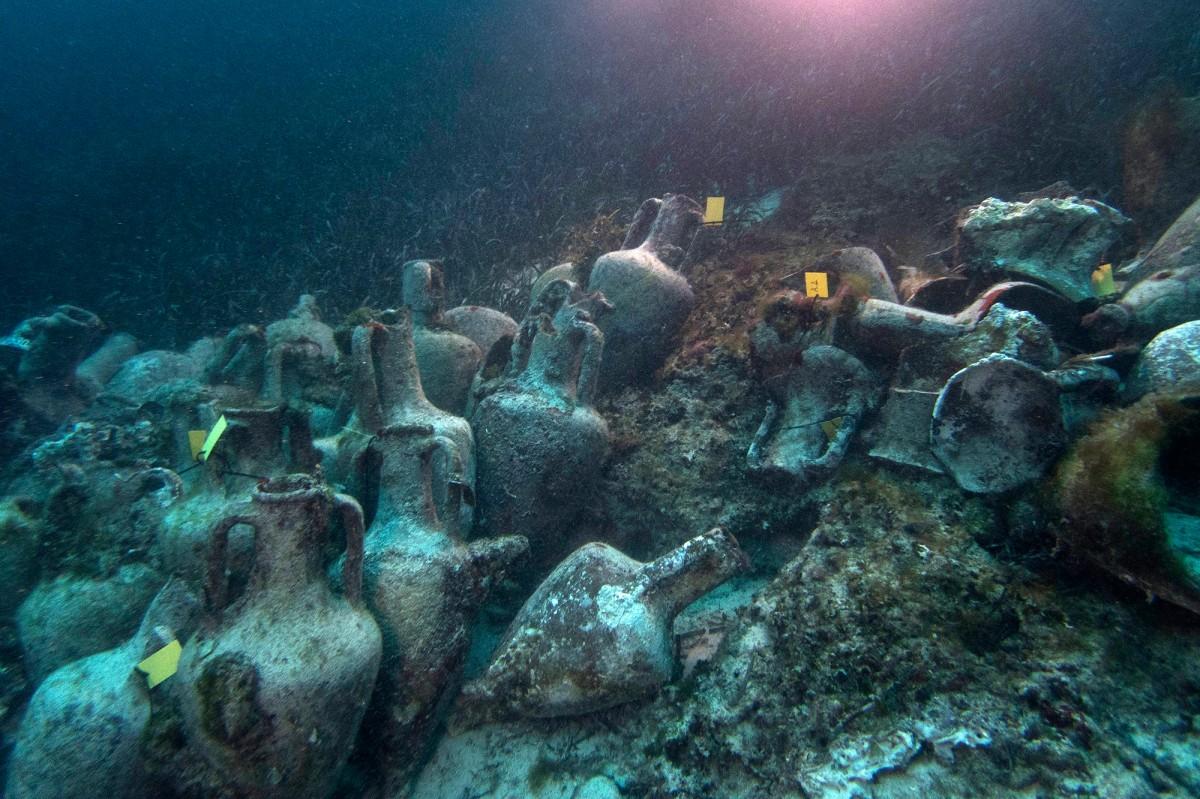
[
  {"xmin": 334, "ymin": 493, "xmax": 366, "ymax": 603},
  {"xmin": 205, "ymin": 513, "xmax": 258, "ymax": 615}
]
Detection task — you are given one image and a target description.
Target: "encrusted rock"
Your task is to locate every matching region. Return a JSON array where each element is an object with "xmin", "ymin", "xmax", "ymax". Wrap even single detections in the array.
[
  {"xmin": 1053, "ymin": 394, "xmax": 1200, "ymax": 614},
  {"xmin": 0, "ymin": 497, "xmax": 42, "ymax": 620},
  {"xmin": 1126, "ymin": 320, "xmax": 1200, "ymax": 401},
  {"xmin": 957, "ymin": 196, "xmax": 1133, "ymax": 302}
]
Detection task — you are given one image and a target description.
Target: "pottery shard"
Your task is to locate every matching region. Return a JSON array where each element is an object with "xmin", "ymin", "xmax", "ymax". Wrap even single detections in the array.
[
  {"xmin": 931, "ymin": 354, "xmax": 1066, "ymax": 494},
  {"xmin": 957, "ymin": 196, "xmax": 1133, "ymax": 302}
]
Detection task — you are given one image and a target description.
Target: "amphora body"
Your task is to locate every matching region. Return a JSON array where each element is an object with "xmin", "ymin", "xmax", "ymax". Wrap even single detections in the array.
[
  {"xmin": 174, "ymin": 475, "xmax": 381, "ymax": 799},
  {"xmin": 587, "ymin": 194, "xmax": 703, "ymax": 390}
]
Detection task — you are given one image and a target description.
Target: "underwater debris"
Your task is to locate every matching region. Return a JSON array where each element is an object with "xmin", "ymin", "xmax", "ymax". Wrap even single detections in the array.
[
  {"xmin": 203, "ymin": 323, "xmax": 268, "ymax": 397},
  {"xmin": 867, "ymin": 302, "xmax": 1060, "ymax": 475},
  {"xmin": 808, "ymin": 246, "xmax": 899, "ymax": 302},
  {"xmin": 1085, "ymin": 193, "xmax": 1200, "ymax": 345},
  {"xmin": 2, "ymin": 165, "xmax": 1200, "ymax": 799},
  {"xmin": 75, "ymin": 332, "xmax": 139, "ymax": 400},
  {"xmin": 262, "ymin": 295, "xmax": 340, "ymax": 427},
  {"xmin": 442, "ymin": 304, "xmax": 519, "ymax": 372},
  {"xmin": 161, "ymin": 404, "xmax": 317, "ymax": 595},
  {"xmin": 333, "ymin": 312, "xmax": 476, "ymax": 533},
  {"xmin": 16, "ymin": 562, "xmax": 164, "ymax": 684}
]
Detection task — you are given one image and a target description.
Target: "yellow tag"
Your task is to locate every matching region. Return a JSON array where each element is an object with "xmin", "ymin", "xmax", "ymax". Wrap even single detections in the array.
[
  {"xmin": 703, "ymin": 196, "xmax": 725, "ymax": 225},
  {"xmin": 188, "ymin": 430, "xmax": 208, "ymax": 461},
  {"xmin": 136, "ymin": 639, "xmax": 182, "ymax": 688},
  {"xmin": 1092, "ymin": 263, "xmax": 1116, "ymax": 296},
  {"xmin": 197, "ymin": 415, "xmax": 228, "ymax": 463},
  {"xmin": 805, "ymin": 272, "xmax": 830, "ymax": 298},
  {"xmin": 819, "ymin": 416, "xmax": 843, "ymax": 441}
]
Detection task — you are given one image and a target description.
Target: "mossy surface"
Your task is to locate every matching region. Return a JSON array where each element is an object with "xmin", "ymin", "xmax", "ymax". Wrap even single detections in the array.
[{"xmin": 1054, "ymin": 394, "xmax": 1199, "ymax": 587}]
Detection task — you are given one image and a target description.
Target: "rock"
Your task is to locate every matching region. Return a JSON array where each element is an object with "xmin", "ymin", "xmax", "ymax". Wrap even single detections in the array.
[
  {"xmin": 16, "ymin": 562, "xmax": 163, "ymax": 683},
  {"xmin": 956, "ymin": 196, "xmax": 1134, "ymax": 302},
  {"xmin": 0, "ymin": 497, "xmax": 42, "ymax": 620},
  {"xmin": 1126, "ymin": 320, "xmax": 1200, "ymax": 401},
  {"xmin": 930, "ymin": 354, "xmax": 1067, "ymax": 494},
  {"xmin": 454, "ymin": 528, "xmax": 748, "ymax": 726},
  {"xmin": 1123, "ymin": 88, "xmax": 1200, "ymax": 236}
]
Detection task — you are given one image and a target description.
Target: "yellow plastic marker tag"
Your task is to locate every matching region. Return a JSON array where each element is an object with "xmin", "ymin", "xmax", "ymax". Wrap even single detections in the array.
[
  {"xmin": 196, "ymin": 415, "xmax": 228, "ymax": 463},
  {"xmin": 805, "ymin": 272, "xmax": 830, "ymax": 298},
  {"xmin": 703, "ymin": 196, "xmax": 725, "ymax": 226},
  {"xmin": 820, "ymin": 416, "xmax": 844, "ymax": 441},
  {"xmin": 188, "ymin": 430, "xmax": 208, "ymax": 461},
  {"xmin": 136, "ymin": 639, "xmax": 182, "ymax": 688},
  {"xmin": 1092, "ymin": 263, "xmax": 1116, "ymax": 296}
]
